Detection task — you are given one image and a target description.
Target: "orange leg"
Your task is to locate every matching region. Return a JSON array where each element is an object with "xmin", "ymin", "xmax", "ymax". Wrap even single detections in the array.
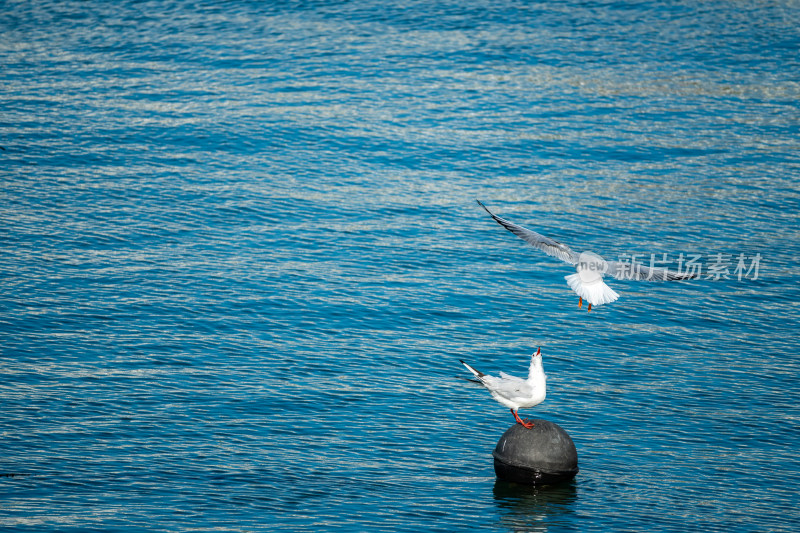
[
  {"xmin": 588, "ymin": 303, "xmax": 592, "ymax": 312},
  {"xmin": 511, "ymin": 409, "xmax": 534, "ymax": 429},
  {"xmin": 578, "ymin": 297, "xmax": 583, "ymax": 309}
]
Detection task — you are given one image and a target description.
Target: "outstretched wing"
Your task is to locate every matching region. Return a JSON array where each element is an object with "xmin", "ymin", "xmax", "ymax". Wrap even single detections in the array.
[
  {"xmin": 477, "ymin": 200, "xmax": 579, "ymax": 265},
  {"xmin": 605, "ymin": 260, "xmax": 699, "ymax": 281}
]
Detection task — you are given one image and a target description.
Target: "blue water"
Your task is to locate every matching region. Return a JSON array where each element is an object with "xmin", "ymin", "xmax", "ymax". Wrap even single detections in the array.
[{"xmin": 2, "ymin": 1, "xmax": 800, "ymax": 531}]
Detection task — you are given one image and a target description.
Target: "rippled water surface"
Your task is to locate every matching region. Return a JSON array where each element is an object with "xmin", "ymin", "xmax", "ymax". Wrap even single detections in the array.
[{"xmin": 2, "ymin": 1, "xmax": 800, "ymax": 531}]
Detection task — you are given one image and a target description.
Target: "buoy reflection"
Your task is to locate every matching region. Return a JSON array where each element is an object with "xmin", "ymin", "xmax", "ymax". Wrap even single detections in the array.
[{"xmin": 493, "ymin": 479, "xmax": 578, "ymax": 532}]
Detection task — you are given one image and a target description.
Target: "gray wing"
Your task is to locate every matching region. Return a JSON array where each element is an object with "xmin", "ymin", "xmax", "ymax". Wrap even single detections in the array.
[
  {"xmin": 477, "ymin": 200, "xmax": 579, "ymax": 265},
  {"xmin": 485, "ymin": 374, "xmax": 533, "ymax": 398},
  {"xmin": 606, "ymin": 260, "xmax": 699, "ymax": 281}
]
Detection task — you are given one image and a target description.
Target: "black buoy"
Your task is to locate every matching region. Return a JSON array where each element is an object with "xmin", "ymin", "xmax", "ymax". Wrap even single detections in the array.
[{"xmin": 492, "ymin": 419, "xmax": 578, "ymax": 485}]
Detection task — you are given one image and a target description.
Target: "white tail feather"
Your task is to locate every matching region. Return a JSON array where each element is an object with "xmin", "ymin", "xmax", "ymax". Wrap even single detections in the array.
[{"xmin": 565, "ymin": 273, "xmax": 619, "ymax": 306}]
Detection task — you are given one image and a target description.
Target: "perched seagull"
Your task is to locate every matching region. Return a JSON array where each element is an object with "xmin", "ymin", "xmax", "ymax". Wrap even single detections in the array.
[
  {"xmin": 461, "ymin": 348, "xmax": 546, "ymax": 429},
  {"xmin": 477, "ymin": 200, "xmax": 696, "ymax": 310}
]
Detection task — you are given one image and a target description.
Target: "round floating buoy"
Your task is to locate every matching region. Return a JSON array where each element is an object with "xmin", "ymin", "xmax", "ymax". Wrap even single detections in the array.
[{"xmin": 492, "ymin": 419, "xmax": 579, "ymax": 485}]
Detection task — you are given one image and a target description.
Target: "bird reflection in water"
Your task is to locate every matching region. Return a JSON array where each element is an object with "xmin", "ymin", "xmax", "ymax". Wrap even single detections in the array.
[{"xmin": 493, "ymin": 479, "xmax": 578, "ymax": 532}]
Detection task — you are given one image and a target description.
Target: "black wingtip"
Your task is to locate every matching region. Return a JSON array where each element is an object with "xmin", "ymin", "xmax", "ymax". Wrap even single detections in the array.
[
  {"xmin": 461, "ymin": 360, "xmax": 485, "ymax": 378},
  {"xmin": 475, "ymin": 199, "xmax": 493, "ymax": 216}
]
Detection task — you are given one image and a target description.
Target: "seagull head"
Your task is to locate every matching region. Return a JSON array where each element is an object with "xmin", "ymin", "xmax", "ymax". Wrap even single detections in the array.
[
  {"xmin": 577, "ymin": 251, "xmax": 608, "ymax": 282},
  {"xmin": 528, "ymin": 347, "xmax": 545, "ymax": 380}
]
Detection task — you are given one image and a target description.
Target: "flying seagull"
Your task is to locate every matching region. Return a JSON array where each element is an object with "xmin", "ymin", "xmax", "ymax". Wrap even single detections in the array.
[
  {"xmin": 477, "ymin": 200, "xmax": 696, "ymax": 310},
  {"xmin": 461, "ymin": 348, "xmax": 546, "ymax": 429}
]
